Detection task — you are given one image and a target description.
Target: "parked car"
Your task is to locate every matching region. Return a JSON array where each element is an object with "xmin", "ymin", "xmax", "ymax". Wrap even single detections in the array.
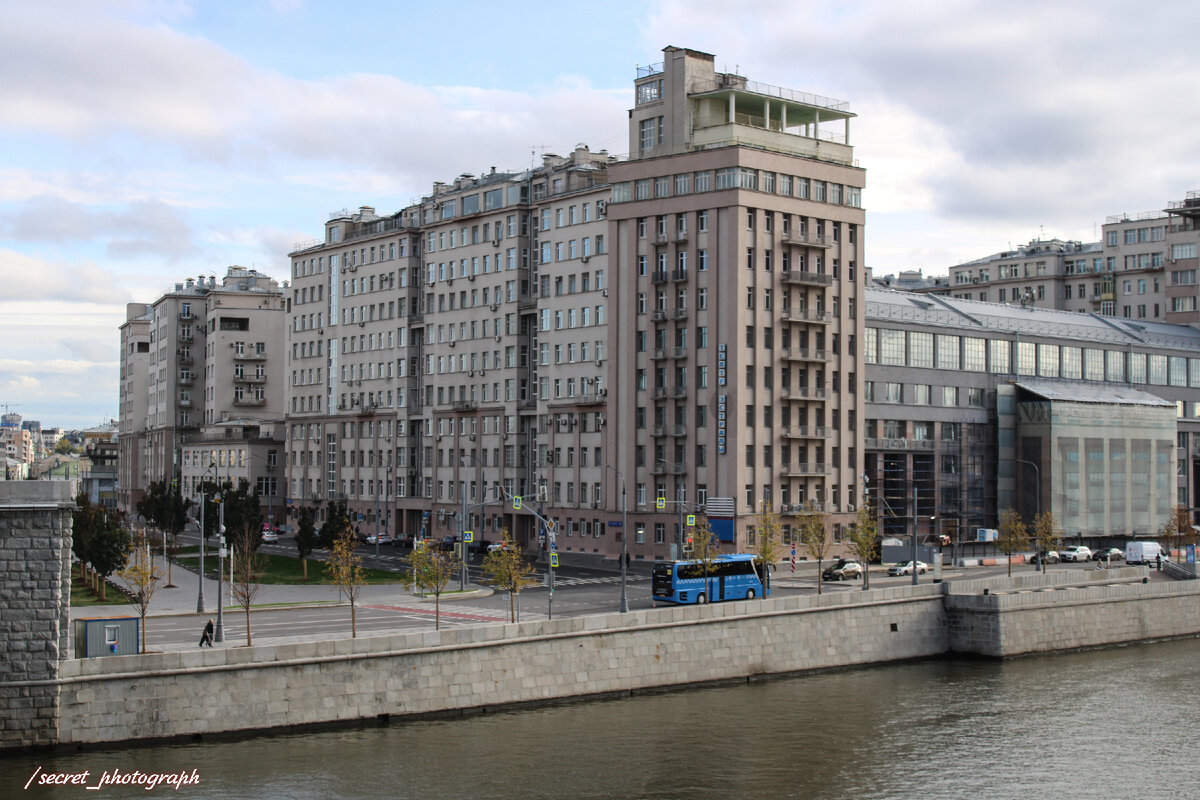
[
  {"xmin": 365, "ymin": 532, "xmax": 393, "ymax": 546},
  {"xmin": 1091, "ymin": 547, "xmax": 1124, "ymax": 562},
  {"xmin": 486, "ymin": 541, "xmax": 512, "ymax": 553},
  {"xmin": 395, "ymin": 533, "xmax": 415, "ymax": 548},
  {"xmin": 260, "ymin": 527, "xmax": 279, "ymax": 543},
  {"xmin": 887, "ymin": 560, "xmax": 928, "ymax": 576},
  {"xmin": 1126, "ymin": 541, "xmax": 1165, "ymax": 565},
  {"xmin": 1030, "ymin": 550, "xmax": 1060, "ymax": 565},
  {"xmin": 438, "ymin": 535, "xmax": 460, "ymax": 552},
  {"xmin": 1061, "ymin": 545, "xmax": 1093, "ymax": 562},
  {"xmin": 822, "ymin": 558, "xmax": 863, "ymax": 581}
]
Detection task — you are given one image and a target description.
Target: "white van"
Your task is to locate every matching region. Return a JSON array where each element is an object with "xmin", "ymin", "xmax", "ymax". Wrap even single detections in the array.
[{"xmin": 1125, "ymin": 541, "xmax": 1164, "ymax": 565}]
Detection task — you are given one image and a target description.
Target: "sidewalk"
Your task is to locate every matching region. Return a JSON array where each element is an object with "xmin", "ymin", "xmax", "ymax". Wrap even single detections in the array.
[{"xmin": 71, "ymin": 552, "xmax": 490, "ymax": 621}]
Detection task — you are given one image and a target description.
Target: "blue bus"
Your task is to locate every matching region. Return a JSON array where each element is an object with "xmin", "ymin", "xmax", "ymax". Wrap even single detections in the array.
[{"xmin": 651, "ymin": 553, "xmax": 769, "ymax": 604}]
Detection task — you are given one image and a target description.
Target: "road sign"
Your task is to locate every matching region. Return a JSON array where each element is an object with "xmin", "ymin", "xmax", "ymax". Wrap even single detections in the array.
[
  {"xmin": 656, "ymin": 497, "xmax": 665, "ymax": 510},
  {"xmin": 549, "ymin": 539, "xmax": 557, "ymax": 553},
  {"xmin": 550, "ymin": 553, "xmax": 559, "ymax": 568},
  {"xmin": 607, "ymin": 520, "xmax": 623, "ymax": 527},
  {"xmin": 545, "ymin": 521, "xmax": 555, "ymax": 533},
  {"xmin": 686, "ymin": 514, "xmax": 696, "ymax": 526},
  {"xmin": 513, "ymin": 496, "xmax": 522, "ymax": 510},
  {"xmin": 464, "ymin": 530, "xmax": 474, "ymax": 543}
]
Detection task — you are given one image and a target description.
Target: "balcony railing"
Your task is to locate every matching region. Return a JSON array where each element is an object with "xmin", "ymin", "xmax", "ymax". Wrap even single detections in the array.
[
  {"xmin": 780, "ymin": 347, "xmax": 829, "ymax": 362},
  {"xmin": 780, "ymin": 387, "xmax": 826, "ymax": 401},
  {"xmin": 781, "ymin": 426, "xmax": 831, "ymax": 439},
  {"xmin": 780, "ymin": 462, "xmax": 831, "ymax": 476},
  {"xmin": 233, "ymin": 397, "xmax": 266, "ymax": 406},
  {"xmin": 780, "ymin": 308, "xmax": 831, "ymax": 324},
  {"xmin": 652, "ymin": 270, "xmax": 670, "ymax": 284},
  {"xmin": 781, "ymin": 270, "xmax": 834, "ymax": 286},
  {"xmin": 234, "ymin": 375, "xmax": 267, "ymax": 384}
]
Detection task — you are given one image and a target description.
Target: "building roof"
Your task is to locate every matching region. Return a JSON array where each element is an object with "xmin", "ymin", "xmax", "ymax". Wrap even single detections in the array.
[
  {"xmin": 1014, "ymin": 379, "xmax": 1176, "ymax": 407},
  {"xmin": 865, "ymin": 287, "xmax": 1200, "ymax": 350}
]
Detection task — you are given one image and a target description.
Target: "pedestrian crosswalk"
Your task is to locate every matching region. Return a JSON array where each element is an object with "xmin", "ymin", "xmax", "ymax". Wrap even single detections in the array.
[{"xmin": 532, "ymin": 572, "xmax": 650, "ymax": 587}]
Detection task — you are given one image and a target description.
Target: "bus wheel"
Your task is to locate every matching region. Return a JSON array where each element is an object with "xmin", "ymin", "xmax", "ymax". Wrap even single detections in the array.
[
  {"xmin": 696, "ymin": 593, "xmax": 707, "ymax": 604},
  {"xmin": 746, "ymin": 589, "xmax": 756, "ymax": 599}
]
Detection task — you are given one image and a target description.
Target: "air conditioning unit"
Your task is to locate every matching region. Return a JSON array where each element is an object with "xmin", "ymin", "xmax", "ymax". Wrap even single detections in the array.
[
  {"xmin": 598, "ymin": 389, "xmax": 607, "ymax": 397},
  {"xmin": 468, "ymin": 274, "xmax": 475, "ymax": 281},
  {"xmin": 972, "ymin": 277, "xmax": 979, "ymax": 284},
  {"xmin": 581, "ymin": 256, "xmax": 590, "ymax": 264},
  {"xmin": 495, "ymin": 335, "xmax": 501, "ymax": 342},
  {"xmin": 596, "ymin": 200, "xmax": 607, "ymax": 215},
  {"xmin": 490, "ymin": 303, "xmax": 499, "ymax": 312},
  {"xmin": 595, "ymin": 357, "xmax": 603, "ymax": 366},
  {"xmin": 591, "ymin": 502, "xmax": 601, "ymax": 509},
  {"xmin": 428, "ymin": 279, "xmax": 436, "ymax": 287},
  {"xmin": 601, "ymin": 289, "xmax": 608, "ymax": 297},
  {"xmin": 449, "ymin": 341, "xmax": 455, "ymax": 347}
]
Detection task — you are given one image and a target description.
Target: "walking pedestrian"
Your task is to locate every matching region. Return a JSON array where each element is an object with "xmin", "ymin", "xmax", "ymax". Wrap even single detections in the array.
[{"xmin": 199, "ymin": 618, "xmax": 214, "ymax": 647}]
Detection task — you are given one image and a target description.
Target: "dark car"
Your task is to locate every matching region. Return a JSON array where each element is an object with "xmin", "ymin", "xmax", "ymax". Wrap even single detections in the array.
[
  {"xmin": 438, "ymin": 535, "xmax": 459, "ymax": 552},
  {"xmin": 822, "ymin": 558, "xmax": 863, "ymax": 581},
  {"xmin": 1091, "ymin": 547, "xmax": 1123, "ymax": 562},
  {"xmin": 395, "ymin": 533, "xmax": 415, "ymax": 548},
  {"xmin": 1030, "ymin": 550, "xmax": 1060, "ymax": 565}
]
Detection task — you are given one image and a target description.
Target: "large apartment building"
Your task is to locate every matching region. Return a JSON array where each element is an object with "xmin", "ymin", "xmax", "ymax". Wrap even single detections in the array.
[
  {"xmin": 947, "ymin": 190, "xmax": 1200, "ymax": 324},
  {"xmin": 285, "ymin": 46, "xmax": 866, "ymax": 561},
  {"xmin": 117, "ymin": 267, "xmax": 286, "ymax": 514}
]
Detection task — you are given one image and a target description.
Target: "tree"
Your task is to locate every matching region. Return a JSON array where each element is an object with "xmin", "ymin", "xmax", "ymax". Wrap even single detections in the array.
[
  {"xmin": 481, "ymin": 529, "xmax": 538, "ymax": 622},
  {"xmin": 54, "ymin": 438, "xmax": 75, "ymax": 455},
  {"xmin": 798, "ymin": 500, "xmax": 832, "ymax": 595},
  {"xmin": 325, "ymin": 525, "xmax": 366, "ymax": 637},
  {"xmin": 1032, "ymin": 511, "xmax": 1063, "ymax": 572},
  {"xmin": 753, "ymin": 505, "xmax": 785, "ymax": 597},
  {"xmin": 294, "ymin": 506, "xmax": 319, "ymax": 580},
  {"xmin": 409, "ymin": 542, "xmax": 458, "ymax": 629},
  {"xmin": 845, "ymin": 492, "xmax": 880, "ymax": 590},
  {"xmin": 117, "ymin": 528, "xmax": 162, "ymax": 651},
  {"xmin": 216, "ymin": 479, "xmax": 263, "ymax": 551},
  {"xmin": 1159, "ymin": 504, "xmax": 1195, "ymax": 561},
  {"xmin": 136, "ymin": 479, "xmax": 190, "ymax": 588},
  {"xmin": 997, "ymin": 508, "xmax": 1029, "ymax": 577},
  {"xmin": 687, "ymin": 515, "xmax": 723, "ymax": 602},
  {"xmin": 74, "ymin": 494, "xmax": 130, "ymax": 600},
  {"xmin": 319, "ymin": 499, "xmax": 353, "ymax": 550},
  {"xmin": 229, "ymin": 521, "xmax": 267, "ymax": 645}
]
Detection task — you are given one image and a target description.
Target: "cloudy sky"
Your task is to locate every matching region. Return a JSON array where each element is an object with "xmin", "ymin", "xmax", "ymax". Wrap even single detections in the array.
[{"xmin": 3, "ymin": 0, "xmax": 1199, "ymax": 429}]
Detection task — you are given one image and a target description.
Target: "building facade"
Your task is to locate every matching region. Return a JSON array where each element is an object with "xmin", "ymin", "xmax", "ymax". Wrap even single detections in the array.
[
  {"xmin": 947, "ymin": 191, "xmax": 1200, "ymax": 325},
  {"xmin": 864, "ymin": 287, "xmax": 1200, "ymax": 551},
  {"xmin": 117, "ymin": 268, "xmax": 286, "ymax": 515},
  {"xmin": 284, "ymin": 47, "xmax": 867, "ymax": 561}
]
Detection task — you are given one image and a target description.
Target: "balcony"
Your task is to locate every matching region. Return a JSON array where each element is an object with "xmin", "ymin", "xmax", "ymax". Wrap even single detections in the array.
[
  {"xmin": 864, "ymin": 437, "xmax": 935, "ymax": 451},
  {"xmin": 178, "ymin": 399, "xmax": 192, "ymax": 408},
  {"xmin": 177, "ymin": 376, "xmax": 194, "ymax": 386},
  {"xmin": 781, "ymin": 270, "xmax": 834, "ymax": 287},
  {"xmin": 781, "ymin": 426, "xmax": 831, "ymax": 439},
  {"xmin": 177, "ymin": 354, "xmax": 193, "ymax": 366},
  {"xmin": 673, "ymin": 230, "xmax": 689, "ymax": 244},
  {"xmin": 653, "ymin": 347, "xmax": 669, "ymax": 361},
  {"xmin": 672, "ymin": 268, "xmax": 689, "ymax": 282},
  {"xmin": 178, "ymin": 332, "xmax": 195, "ymax": 343},
  {"xmin": 652, "ymin": 387, "xmax": 668, "ymax": 400},
  {"xmin": 518, "ymin": 294, "xmax": 536, "ymax": 311},
  {"xmin": 234, "ymin": 374, "xmax": 267, "ymax": 384},
  {"xmin": 672, "ymin": 346, "xmax": 687, "ymax": 359},
  {"xmin": 653, "ymin": 233, "xmax": 669, "ymax": 246},
  {"xmin": 780, "ymin": 231, "xmax": 832, "ymax": 249},
  {"xmin": 652, "ymin": 309, "xmax": 668, "ymax": 322},
  {"xmin": 179, "ymin": 311, "xmax": 195, "ymax": 321},
  {"xmin": 780, "ymin": 462, "xmax": 831, "ymax": 476},
  {"xmin": 653, "ymin": 425, "xmax": 667, "ymax": 438},
  {"xmin": 672, "ymin": 308, "xmax": 688, "ymax": 321},
  {"xmin": 780, "ymin": 308, "xmax": 831, "ymax": 324},
  {"xmin": 671, "ymin": 386, "xmax": 688, "ymax": 398},
  {"xmin": 780, "ymin": 347, "xmax": 829, "ymax": 362},
  {"xmin": 780, "ymin": 387, "xmax": 826, "ymax": 401},
  {"xmin": 234, "ymin": 351, "xmax": 267, "ymax": 361},
  {"xmin": 233, "ymin": 396, "xmax": 266, "ymax": 407},
  {"xmin": 652, "ymin": 270, "xmax": 670, "ymax": 284},
  {"xmin": 452, "ymin": 400, "xmax": 478, "ymax": 412},
  {"xmin": 671, "ymin": 425, "xmax": 687, "ymax": 437}
]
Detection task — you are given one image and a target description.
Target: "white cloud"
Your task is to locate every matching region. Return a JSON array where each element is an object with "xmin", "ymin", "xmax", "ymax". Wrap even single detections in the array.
[{"xmin": 0, "ymin": 250, "xmax": 132, "ymax": 304}]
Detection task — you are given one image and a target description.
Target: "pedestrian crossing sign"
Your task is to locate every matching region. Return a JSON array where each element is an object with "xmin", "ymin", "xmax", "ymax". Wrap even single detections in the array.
[
  {"xmin": 464, "ymin": 531, "xmax": 474, "ymax": 543},
  {"xmin": 686, "ymin": 514, "xmax": 696, "ymax": 526},
  {"xmin": 656, "ymin": 497, "xmax": 665, "ymax": 510},
  {"xmin": 513, "ymin": 496, "xmax": 522, "ymax": 510},
  {"xmin": 550, "ymin": 553, "xmax": 559, "ymax": 568}
]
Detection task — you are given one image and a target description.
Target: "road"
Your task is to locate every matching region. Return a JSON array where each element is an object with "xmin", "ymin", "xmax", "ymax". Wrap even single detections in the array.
[{"xmin": 150, "ymin": 531, "xmax": 1138, "ymax": 649}]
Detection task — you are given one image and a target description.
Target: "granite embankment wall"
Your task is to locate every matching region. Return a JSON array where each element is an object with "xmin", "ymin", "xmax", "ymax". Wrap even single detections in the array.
[
  {"xmin": 55, "ymin": 585, "xmax": 948, "ymax": 746},
  {"xmin": 0, "ymin": 483, "xmax": 73, "ymax": 750}
]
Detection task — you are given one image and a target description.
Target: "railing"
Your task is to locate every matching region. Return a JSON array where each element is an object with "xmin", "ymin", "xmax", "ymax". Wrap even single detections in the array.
[
  {"xmin": 233, "ymin": 375, "xmax": 267, "ymax": 384},
  {"xmin": 637, "ymin": 62, "xmax": 664, "ymax": 79},
  {"xmin": 780, "ymin": 462, "xmax": 831, "ymax": 476},
  {"xmin": 233, "ymin": 397, "xmax": 266, "ymax": 406},
  {"xmin": 652, "ymin": 270, "xmax": 670, "ymax": 284},
  {"xmin": 780, "ymin": 347, "xmax": 829, "ymax": 362},
  {"xmin": 781, "ymin": 269, "xmax": 834, "ymax": 285},
  {"xmin": 235, "ymin": 352, "xmax": 267, "ymax": 360},
  {"xmin": 653, "ymin": 348, "xmax": 668, "ymax": 360},
  {"xmin": 690, "ymin": 78, "xmax": 850, "ymax": 112},
  {"xmin": 780, "ymin": 308, "xmax": 830, "ymax": 323},
  {"xmin": 672, "ymin": 268, "xmax": 689, "ymax": 282}
]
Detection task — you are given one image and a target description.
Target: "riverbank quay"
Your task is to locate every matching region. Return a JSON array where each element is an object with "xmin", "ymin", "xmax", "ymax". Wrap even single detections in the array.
[{"xmin": 11, "ymin": 564, "xmax": 1194, "ymax": 750}]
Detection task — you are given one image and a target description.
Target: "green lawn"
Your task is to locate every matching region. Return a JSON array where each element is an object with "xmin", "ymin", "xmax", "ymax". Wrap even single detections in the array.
[
  {"xmin": 71, "ymin": 570, "xmax": 125, "ymax": 606},
  {"xmin": 176, "ymin": 551, "xmax": 408, "ymax": 585}
]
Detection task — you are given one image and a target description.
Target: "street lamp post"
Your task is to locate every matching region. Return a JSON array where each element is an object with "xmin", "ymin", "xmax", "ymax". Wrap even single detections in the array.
[
  {"xmin": 606, "ymin": 464, "xmax": 628, "ymax": 613},
  {"xmin": 656, "ymin": 458, "xmax": 687, "ymax": 558},
  {"xmin": 1016, "ymin": 458, "xmax": 1041, "ymax": 571},
  {"xmin": 215, "ymin": 492, "xmax": 225, "ymax": 643},
  {"xmin": 195, "ymin": 486, "xmax": 206, "ymax": 613}
]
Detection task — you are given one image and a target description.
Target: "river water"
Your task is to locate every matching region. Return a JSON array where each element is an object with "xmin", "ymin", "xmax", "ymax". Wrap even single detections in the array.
[{"xmin": 6, "ymin": 638, "xmax": 1200, "ymax": 800}]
